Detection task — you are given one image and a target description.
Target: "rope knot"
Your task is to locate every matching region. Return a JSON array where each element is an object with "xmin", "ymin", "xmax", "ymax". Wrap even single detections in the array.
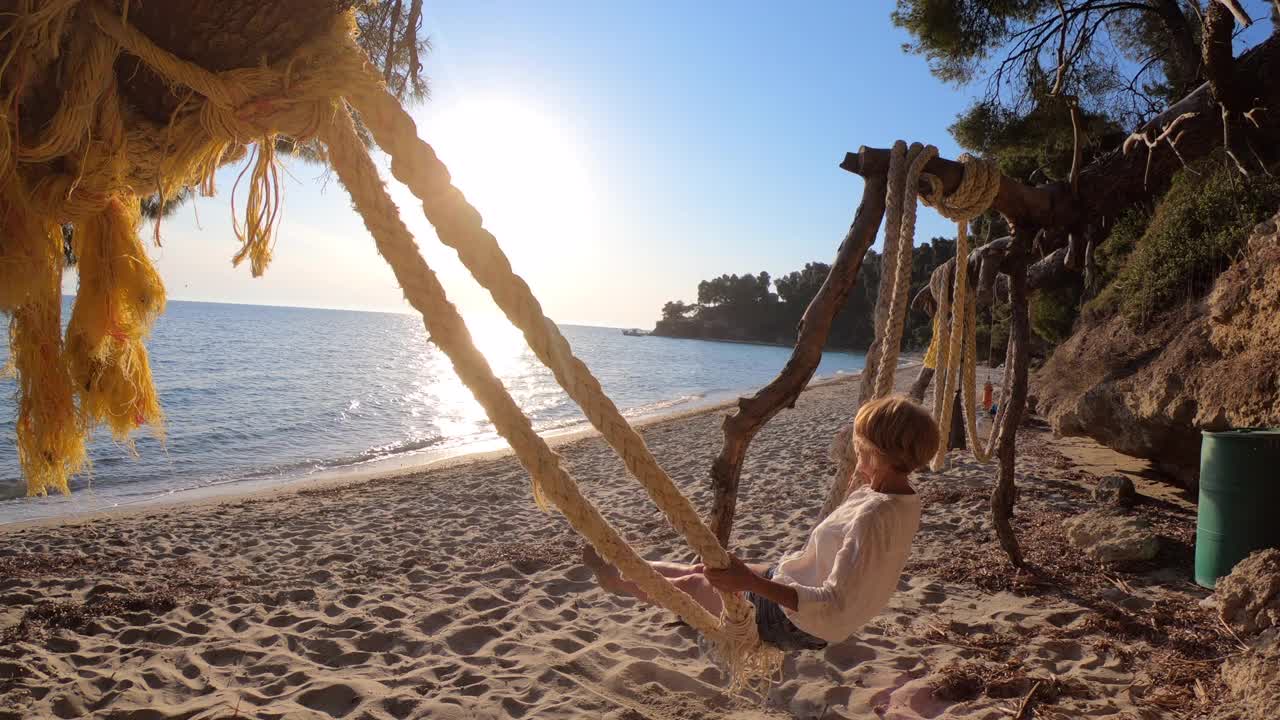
[{"xmin": 920, "ymin": 153, "xmax": 1001, "ymax": 223}]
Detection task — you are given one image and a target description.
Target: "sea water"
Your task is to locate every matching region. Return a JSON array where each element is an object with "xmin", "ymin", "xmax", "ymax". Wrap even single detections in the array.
[{"xmin": 0, "ymin": 300, "xmax": 865, "ymax": 523}]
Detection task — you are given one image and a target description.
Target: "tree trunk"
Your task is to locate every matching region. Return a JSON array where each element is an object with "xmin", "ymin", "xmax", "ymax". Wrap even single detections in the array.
[
  {"xmin": 908, "ymin": 365, "xmax": 934, "ymax": 402},
  {"xmin": 709, "ymin": 176, "xmax": 886, "ymax": 546},
  {"xmin": 991, "ymin": 242, "xmax": 1031, "ymax": 568},
  {"xmin": 1148, "ymin": 0, "xmax": 1203, "ymax": 97},
  {"xmin": 841, "ymin": 32, "xmax": 1280, "ymax": 236},
  {"xmin": 1203, "ymin": 1, "xmax": 1267, "ymax": 175},
  {"xmin": 949, "ymin": 390, "xmax": 966, "ymax": 450}
]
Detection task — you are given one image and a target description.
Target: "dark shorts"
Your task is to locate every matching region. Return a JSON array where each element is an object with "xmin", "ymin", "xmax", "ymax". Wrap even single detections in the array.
[{"xmin": 746, "ymin": 567, "xmax": 827, "ymax": 650}]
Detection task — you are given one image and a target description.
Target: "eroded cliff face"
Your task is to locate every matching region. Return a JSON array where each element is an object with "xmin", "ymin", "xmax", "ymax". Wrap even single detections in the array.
[{"xmin": 1033, "ymin": 213, "xmax": 1280, "ymax": 488}]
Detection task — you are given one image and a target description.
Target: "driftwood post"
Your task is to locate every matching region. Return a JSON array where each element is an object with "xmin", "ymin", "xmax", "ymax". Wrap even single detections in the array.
[
  {"xmin": 990, "ymin": 233, "xmax": 1033, "ymax": 566},
  {"xmin": 908, "ymin": 366, "xmax": 934, "ymax": 402},
  {"xmin": 707, "ymin": 173, "xmax": 887, "ymax": 546}
]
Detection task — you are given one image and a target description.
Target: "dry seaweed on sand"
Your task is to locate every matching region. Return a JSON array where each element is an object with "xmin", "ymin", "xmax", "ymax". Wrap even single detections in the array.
[
  {"xmin": 469, "ymin": 535, "xmax": 585, "ymax": 571},
  {"xmin": 928, "ymin": 658, "xmax": 1091, "ymax": 705},
  {"xmin": 918, "ymin": 619, "xmax": 1026, "ymax": 658},
  {"xmin": 0, "ymin": 553, "xmax": 99, "ymax": 580},
  {"xmin": 911, "ymin": 436, "xmax": 1239, "ymax": 717},
  {"xmin": 0, "ymin": 564, "xmax": 228, "ymax": 652}
]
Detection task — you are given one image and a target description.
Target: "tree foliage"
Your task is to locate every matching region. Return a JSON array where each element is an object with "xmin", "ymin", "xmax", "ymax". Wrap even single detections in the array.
[
  {"xmin": 891, "ymin": 0, "xmax": 1216, "ymax": 206},
  {"xmin": 697, "ymin": 272, "xmax": 775, "ymax": 307},
  {"xmin": 892, "ymin": 0, "xmax": 1202, "ymax": 128},
  {"xmin": 950, "ymin": 98, "xmax": 1122, "ymax": 182},
  {"xmin": 888, "ymin": 2, "xmax": 1277, "ymax": 353},
  {"xmin": 354, "ymin": 0, "xmax": 432, "ymax": 102},
  {"xmin": 1031, "ymin": 282, "xmax": 1083, "ymax": 345},
  {"xmin": 653, "ymin": 238, "xmax": 957, "ymax": 351},
  {"xmin": 661, "ymin": 300, "xmax": 695, "ymax": 321}
]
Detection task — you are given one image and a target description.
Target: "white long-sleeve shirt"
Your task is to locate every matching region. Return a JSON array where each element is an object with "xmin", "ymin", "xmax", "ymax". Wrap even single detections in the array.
[{"xmin": 773, "ymin": 486, "xmax": 921, "ymax": 643}]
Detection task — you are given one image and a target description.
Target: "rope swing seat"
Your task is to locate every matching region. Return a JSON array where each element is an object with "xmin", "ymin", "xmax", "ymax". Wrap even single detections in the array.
[{"xmin": 1, "ymin": 2, "xmax": 1004, "ymax": 691}]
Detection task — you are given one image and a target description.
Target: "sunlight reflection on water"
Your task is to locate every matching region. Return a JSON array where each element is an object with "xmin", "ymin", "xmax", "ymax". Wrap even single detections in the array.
[{"xmin": 0, "ymin": 302, "xmax": 866, "ymax": 522}]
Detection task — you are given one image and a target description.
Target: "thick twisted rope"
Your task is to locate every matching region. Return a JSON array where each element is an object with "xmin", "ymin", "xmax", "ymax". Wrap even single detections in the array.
[
  {"xmin": 830, "ymin": 141, "xmax": 934, "ymax": 510},
  {"xmin": 919, "ymin": 155, "xmax": 1001, "ymax": 470},
  {"xmin": 336, "ymin": 32, "xmax": 773, "ymax": 658},
  {"xmin": 17, "ymin": 26, "xmax": 117, "ymax": 163},
  {"xmin": 333, "ymin": 34, "xmax": 779, "ymax": 686},
  {"xmin": 61, "ymin": 2, "xmax": 779, "ymax": 685},
  {"xmin": 318, "ymin": 105, "xmax": 768, "ymax": 665},
  {"xmin": 88, "ymin": 2, "xmax": 348, "ymax": 276},
  {"xmin": 872, "ymin": 142, "xmax": 937, "ymax": 399}
]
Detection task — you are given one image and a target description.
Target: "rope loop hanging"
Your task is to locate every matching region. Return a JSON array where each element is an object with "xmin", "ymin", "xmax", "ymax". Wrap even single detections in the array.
[
  {"xmin": 919, "ymin": 154, "xmax": 1001, "ymax": 470},
  {"xmin": 829, "ymin": 140, "xmax": 934, "ymax": 511},
  {"xmin": 865, "ymin": 140, "xmax": 937, "ymax": 400}
]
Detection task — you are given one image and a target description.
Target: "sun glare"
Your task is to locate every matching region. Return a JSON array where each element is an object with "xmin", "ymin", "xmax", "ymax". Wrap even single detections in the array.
[{"xmin": 428, "ymin": 96, "xmax": 599, "ymax": 263}]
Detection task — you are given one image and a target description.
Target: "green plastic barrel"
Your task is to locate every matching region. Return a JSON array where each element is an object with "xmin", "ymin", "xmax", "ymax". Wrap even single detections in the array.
[{"xmin": 1194, "ymin": 429, "xmax": 1280, "ymax": 588}]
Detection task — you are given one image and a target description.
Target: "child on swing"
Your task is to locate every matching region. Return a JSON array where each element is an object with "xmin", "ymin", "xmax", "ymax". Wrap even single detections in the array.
[{"xmin": 584, "ymin": 395, "xmax": 939, "ymax": 648}]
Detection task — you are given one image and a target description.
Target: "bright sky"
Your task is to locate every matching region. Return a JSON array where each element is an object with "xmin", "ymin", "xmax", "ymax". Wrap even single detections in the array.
[{"xmin": 94, "ymin": 4, "xmax": 1067, "ymax": 326}]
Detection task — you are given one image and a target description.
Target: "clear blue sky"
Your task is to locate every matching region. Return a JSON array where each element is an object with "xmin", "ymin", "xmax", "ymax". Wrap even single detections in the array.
[
  {"xmin": 125, "ymin": 2, "xmax": 976, "ymax": 327},
  {"xmin": 105, "ymin": 2, "xmax": 1212, "ymax": 327}
]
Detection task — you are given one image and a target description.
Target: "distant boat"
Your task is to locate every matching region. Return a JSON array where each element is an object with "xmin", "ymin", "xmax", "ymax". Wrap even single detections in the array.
[{"xmin": 622, "ymin": 328, "xmax": 649, "ymax": 337}]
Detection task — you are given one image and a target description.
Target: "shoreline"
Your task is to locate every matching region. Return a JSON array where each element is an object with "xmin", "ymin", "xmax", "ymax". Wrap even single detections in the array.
[
  {"xmin": 0, "ymin": 364, "xmax": 898, "ymax": 534},
  {"xmin": 645, "ymin": 331, "xmax": 872, "ymax": 353}
]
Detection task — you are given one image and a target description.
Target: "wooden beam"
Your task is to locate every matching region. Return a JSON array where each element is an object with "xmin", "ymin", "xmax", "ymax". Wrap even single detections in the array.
[
  {"xmin": 708, "ymin": 174, "xmax": 887, "ymax": 546},
  {"xmin": 840, "ymin": 147, "xmax": 1074, "ymax": 230}
]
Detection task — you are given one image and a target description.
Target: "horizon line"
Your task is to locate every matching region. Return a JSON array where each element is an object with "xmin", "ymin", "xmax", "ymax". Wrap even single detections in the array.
[{"xmin": 56, "ymin": 294, "xmax": 633, "ymax": 329}]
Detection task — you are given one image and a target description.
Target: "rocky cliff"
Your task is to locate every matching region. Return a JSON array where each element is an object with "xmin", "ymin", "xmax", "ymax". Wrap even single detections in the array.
[{"xmin": 1033, "ymin": 212, "xmax": 1280, "ymax": 488}]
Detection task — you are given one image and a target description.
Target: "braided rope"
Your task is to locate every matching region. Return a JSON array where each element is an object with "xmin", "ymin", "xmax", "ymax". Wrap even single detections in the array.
[
  {"xmin": 864, "ymin": 141, "xmax": 907, "ymax": 400},
  {"xmin": 873, "ymin": 143, "xmax": 937, "ymax": 399},
  {"xmin": 920, "ymin": 155, "xmax": 1001, "ymax": 470},
  {"xmin": 318, "ymin": 104, "xmax": 754, "ymax": 657},
  {"xmin": 4, "ymin": 2, "xmax": 784, "ymax": 685},
  {"xmin": 338, "ymin": 33, "xmax": 771, "ymax": 643},
  {"xmin": 17, "ymin": 26, "xmax": 117, "ymax": 162},
  {"xmin": 330, "ymin": 36, "xmax": 779, "ymax": 686},
  {"xmin": 832, "ymin": 141, "xmax": 935, "ymax": 511}
]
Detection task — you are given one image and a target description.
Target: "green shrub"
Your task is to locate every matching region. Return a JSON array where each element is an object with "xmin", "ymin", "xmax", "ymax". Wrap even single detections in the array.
[
  {"xmin": 1032, "ymin": 283, "xmax": 1082, "ymax": 345},
  {"xmin": 1085, "ymin": 158, "xmax": 1280, "ymax": 327},
  {"xmin": 1082, "ymin": 207, "xmax": 1148, "ymax": 321}
]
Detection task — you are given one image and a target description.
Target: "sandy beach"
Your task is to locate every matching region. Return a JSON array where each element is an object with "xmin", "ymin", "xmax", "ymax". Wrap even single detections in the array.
[{"xmin": 0, "ymin": 364, "xmax": 1231, "ymax": 719}]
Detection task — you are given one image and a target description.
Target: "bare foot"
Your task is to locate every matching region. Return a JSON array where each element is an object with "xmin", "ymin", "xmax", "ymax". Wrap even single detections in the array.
[{"xmin": 582, "ymin": 545, "xmax": 624, "ymax": 594}]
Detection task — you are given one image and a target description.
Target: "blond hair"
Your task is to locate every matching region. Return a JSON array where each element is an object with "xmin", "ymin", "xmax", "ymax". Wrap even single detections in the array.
[{"xmin": 853, "ymin": 395, "xmax": 941, "ymax": 473}]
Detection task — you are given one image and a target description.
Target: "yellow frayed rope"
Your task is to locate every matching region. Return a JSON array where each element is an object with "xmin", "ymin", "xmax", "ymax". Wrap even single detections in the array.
[
  {"xmin": 920, "ymin": 154, "xmax": 1002, "ymax": 470},
  {"xmin": 0, "ymin": 1, "xmax": 779, "ymax": 689}
]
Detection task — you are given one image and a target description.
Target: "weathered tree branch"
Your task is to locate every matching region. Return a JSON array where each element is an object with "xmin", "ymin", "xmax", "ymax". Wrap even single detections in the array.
[
  {"xmin": 840, "ymin": 148, "xmax": 1076, "ymax": 230},
  {"xmin": 909, "ymin": 365, "xmax": 934, "ymax": 403},
  {"xmin": 1213, "ymin": 0, "xmax": 1253, "ymax": 27},
  {"xmin": 911, "ymin": 242, "xmax": 1073, "ymax": 316},
  {"xmin": 707, "ymin": 176, "xmax": 887, "ymax": 546},
  {"xmin": 991, "ymin": 234, "xmax": 1033, "ymax": 568},
  {"xmin": 1204, "ymin": 0, "xmax": 1266, "ymax": 176},
  {"xmin": 853, "ymin": 34, "xmax": 1280, "ymax": 231}
]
